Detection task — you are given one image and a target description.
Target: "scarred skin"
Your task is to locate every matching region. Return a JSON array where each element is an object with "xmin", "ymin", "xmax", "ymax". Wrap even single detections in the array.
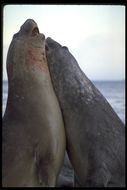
[
  {"xmin": 2, "ymin": 20, "xmax": 66, "ymax": 187},
  {"xmin": 46, "ymin": 37, "xmax": 125, "ymax": 187}
]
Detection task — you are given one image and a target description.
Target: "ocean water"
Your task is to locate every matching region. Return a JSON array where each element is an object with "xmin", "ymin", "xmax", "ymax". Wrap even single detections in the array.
[
  {"xmin": 93, "ymin": 80, "xmax": 125, "ymax": 124},
  {"xmin": 2, "ymin": 80, "xmax": 125, "ymax": 124}
]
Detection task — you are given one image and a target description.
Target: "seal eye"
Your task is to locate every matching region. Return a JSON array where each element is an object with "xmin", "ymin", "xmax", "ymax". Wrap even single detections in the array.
[{"xmin": 31, "ymin": 27, "xmax": 39, "ymax": 37}]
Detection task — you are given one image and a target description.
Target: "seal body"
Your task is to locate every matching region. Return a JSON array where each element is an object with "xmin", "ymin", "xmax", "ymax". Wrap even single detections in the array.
[
  {"xmin": 46, "ymin": 37, "xmax": 125, "ymax": 187},
  {"xmin": 2, "ymin": 20, "xmax": 66, "ymax": 187}
]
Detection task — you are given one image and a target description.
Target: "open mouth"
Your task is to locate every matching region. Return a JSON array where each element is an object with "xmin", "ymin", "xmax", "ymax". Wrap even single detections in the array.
[{"xmin": 31, "ymin": 27, "xmax": 39, "ymax": 37}]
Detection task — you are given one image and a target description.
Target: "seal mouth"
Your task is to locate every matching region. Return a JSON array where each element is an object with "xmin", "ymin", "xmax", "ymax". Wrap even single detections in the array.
[{"xmin": 31, "ymin": 27, "xmax": 39, "ymax": 37}]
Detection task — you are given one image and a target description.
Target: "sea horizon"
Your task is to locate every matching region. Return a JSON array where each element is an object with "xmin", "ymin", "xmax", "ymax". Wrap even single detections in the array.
[{"xmin": 2, "ymin": 79, "xmax": 125, "ymax": 124}]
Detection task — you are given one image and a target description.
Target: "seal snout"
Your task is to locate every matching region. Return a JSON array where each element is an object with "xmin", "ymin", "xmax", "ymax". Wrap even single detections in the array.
[
  {"xmin": 31, "ymin": 27, "xmax": 39, "ymax": 37},
  {"xmin": 46, "ymin": 37, "xmax": 54, "ymax": 46},
  {"xmin": 20, "ymin": 19, "xmax": 40, "ymax": 36},
  {"xmin": 46, "ymin": 37, "xmax": 62, "ymax": 50}
]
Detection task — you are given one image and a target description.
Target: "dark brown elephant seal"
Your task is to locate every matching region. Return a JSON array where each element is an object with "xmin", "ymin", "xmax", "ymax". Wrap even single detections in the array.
[
  {"xmin": 2, "ymin": 20, "xmax": 66, "ymax": 187},
  {"xmin": 46, "ymin": 37, "xmax": 125, "ymax": 187}
]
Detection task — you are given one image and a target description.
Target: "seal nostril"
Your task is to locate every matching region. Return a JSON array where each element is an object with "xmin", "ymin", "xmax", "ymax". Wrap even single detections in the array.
[{"xmin": 31, "ymin": 27, "xmax": 39, "ymax": 37}]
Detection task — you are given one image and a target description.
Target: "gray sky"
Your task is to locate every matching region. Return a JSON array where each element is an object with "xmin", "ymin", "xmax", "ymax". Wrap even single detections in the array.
[{"xmin": 3, "ymin": 5, "xmax": 125, "ymax": 81}]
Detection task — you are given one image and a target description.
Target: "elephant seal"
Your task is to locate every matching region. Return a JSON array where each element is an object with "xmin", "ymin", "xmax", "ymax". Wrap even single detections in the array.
[
  {"xmin": 46, "ymin": 37, "xmax": 125, "ymax": 187},
  {"xmin": 2, "ymin": 20, "xmax": 66, "ymax": 187}
]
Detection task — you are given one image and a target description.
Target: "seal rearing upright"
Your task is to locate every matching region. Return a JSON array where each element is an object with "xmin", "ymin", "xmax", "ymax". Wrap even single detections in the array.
[
  {"xmin": 2, "ymin": 20, "xmax": 66, "ymax": 187},
  {"xmin": 46, "ymin": 37, "xmax": 125, "ymax": 187}
]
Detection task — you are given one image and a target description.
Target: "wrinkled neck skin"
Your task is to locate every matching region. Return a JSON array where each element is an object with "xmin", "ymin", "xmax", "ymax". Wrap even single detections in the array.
[
  {"xmin": 46, "ymin": 37, "xmax": 124, "ymax": 120},
  {"xmin": 5, "ymin": 20, "xmax": 50, "ymax": 120},
  {"xmin": 46, "ymin": 37, "xmax": 89, "ymax": 104}
]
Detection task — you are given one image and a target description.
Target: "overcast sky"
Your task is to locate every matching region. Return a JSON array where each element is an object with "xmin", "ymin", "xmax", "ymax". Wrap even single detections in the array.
[{"xmin": 3, "ymin": 5, "xmax": 125, "ymax": 81}]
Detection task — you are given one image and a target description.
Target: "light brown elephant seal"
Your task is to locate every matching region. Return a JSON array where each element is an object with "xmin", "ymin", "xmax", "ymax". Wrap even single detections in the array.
[
  {"xmin": 46, "ymin": 37, "xmax": 125, "ymax": 187},
  {"xmin": 2, "ymin": 20, "xmax": 66, "ymax": 187}
]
